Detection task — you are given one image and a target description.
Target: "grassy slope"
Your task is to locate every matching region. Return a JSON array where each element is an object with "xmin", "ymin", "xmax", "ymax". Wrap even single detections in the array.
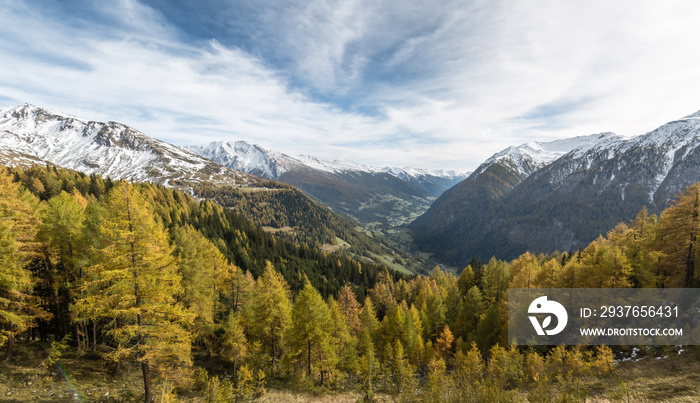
[{"xmin": 2, "ymin": 343, "xmax": 699, "ymax": 402}]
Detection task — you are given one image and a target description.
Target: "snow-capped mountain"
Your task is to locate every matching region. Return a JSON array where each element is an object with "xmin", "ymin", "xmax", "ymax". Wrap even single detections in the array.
[
  {"xmin": 475, "ymin": 132, "xmax": 622, "ymax": 178},
  {"xmin": 190, "ymin": 140, "xmax": 467, "ymax": 182},
  {"xmin": 190, "ymin": 140, "xmax": 468, "ymax": 226},
  {"xmin": 411, "ymin": 110, "xmax": 700, "ymax": 266},
  {"xmin": 188, "ymin": 141, "xmax": 305, "ymax": 179},
  {"xmin": 0, "ymin": 104, "xmax": 257, "ymax": 186}
]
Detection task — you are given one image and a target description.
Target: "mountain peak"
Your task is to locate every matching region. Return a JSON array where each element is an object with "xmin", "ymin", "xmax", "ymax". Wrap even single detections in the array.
[
  {"xmin": 0, "ymin": 104, "xmax": 253, "ymax": 186},
  {"xmin": 2, "ymin": 104, "xmax": 80, "ymax": 122},
  {"xmin": 412, "ymin": 108, "xmax": 700, "ymax": 265},
  {"xmin": 485, "ymin": 132, "xmax": 619, "ymax": 167},
  {"xmin": 681, "ymin": 109, "xmax": 700, "ymax": 120}
]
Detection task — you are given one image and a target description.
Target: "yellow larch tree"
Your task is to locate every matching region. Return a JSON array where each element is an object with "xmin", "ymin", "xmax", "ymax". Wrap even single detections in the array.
[{"xmin": 73, "ymin": 182, "xmax": 193, "ymax": 403}]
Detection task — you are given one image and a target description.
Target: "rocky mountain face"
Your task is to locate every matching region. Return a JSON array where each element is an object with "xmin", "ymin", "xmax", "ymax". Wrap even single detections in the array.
[
  {"xmin": 411, "ymin": 112, "xmax": 700, "ymax": 266},
  {"xmin": 0, "ymin": 104, "xmax": 257, "ymax": 187},
  {"xmin": 190, "ymin": 141, "xmax": 468, "ymax": 226}
]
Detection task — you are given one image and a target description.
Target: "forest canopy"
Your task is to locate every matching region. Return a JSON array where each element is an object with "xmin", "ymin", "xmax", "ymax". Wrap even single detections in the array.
[{"xmin": 1, "ymin": 164, "xmax": 699, "ymax": 401}]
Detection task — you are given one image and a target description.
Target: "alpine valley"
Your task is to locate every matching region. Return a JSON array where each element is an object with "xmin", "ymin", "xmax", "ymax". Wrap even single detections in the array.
[
  {"xmin": 6, "ymin": 103, "xmax": 700, "ymax": 273},
  {"xmin": 411, "ymin": 109, "xmax": 700, "ymax": 267},
  {"xmin": 188, "ymin": 141, "xmax": 467, "ymax": 227}
]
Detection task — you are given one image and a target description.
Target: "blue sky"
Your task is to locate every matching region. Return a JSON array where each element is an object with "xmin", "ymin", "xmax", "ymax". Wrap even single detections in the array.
[{"xmin": 2, "ymin": 0, "xmax": 700, "ymax": 170}]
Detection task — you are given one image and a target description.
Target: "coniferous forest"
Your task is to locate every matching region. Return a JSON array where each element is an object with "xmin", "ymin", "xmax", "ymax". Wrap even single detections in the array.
[{"xmin": 2, "ymin": 164, "xmax": 700, "ymax": 402}]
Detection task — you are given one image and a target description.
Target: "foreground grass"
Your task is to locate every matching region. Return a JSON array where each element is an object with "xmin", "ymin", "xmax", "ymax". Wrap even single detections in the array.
[
  {"xmin": 596, "ymin": 347, "xmax": 700, "ymax": 402},
  {"xmin": 1, "ymin": 342, "xmax": 699, "ymax": 402}
]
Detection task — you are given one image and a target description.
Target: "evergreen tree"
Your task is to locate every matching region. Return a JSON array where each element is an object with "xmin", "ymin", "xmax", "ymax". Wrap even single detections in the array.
[{"xmin": 456, "ymin": 265, "xmax": 475, "ymax": 296}]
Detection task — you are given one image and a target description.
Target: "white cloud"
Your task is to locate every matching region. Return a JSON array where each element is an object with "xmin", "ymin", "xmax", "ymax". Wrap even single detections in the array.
[{"xmin": 1, "ymin": 0, "xmax": 700, "ymax": 171}]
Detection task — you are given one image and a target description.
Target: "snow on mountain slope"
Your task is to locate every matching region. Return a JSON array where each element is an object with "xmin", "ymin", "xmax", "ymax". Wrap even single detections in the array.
[
  {"xmin": 191, "ymin": 140, "xmax": 469, "ymax": 226},
  {"xmin": 0, "ymin": 104, "xmax": 255, "ymax": 186},
  {"xmin": 412, "ymin": 107, "xmax": 700, "ymax": 265},
  {"xmin": 477, "ymin": 132, "xmax": 622, "ymax": 177},
  {"xmin": 191, "ymin": 140, "xmax": 468, "ymax": 182},
  {"xmin": 381, "ymin": 166, "xmax": 467, "ymax": 181},
  {"xmin": 534, "ymin": 112, "xmax": 700, "ymax": 203},
  {"xmin": 188, "ymin": 141, "xmax": 306, "ymax": 179},
  {"xmin": 296, "ymin": 154, "xmax": 382, "ymax": 175}
]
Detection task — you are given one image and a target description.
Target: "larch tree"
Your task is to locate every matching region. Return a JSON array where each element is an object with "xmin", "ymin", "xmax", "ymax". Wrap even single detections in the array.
[
  {"xmin": 509, "ymin": 252, "xmax": 538, "ymax": 289},
  {"xmin": 434, "ymin": 325, "xmax": 455, "ymax": 361},
  {"xmin": 73, "ymin": 183, "xmax": 193, "ymax": 403},
  {"xmin": 172, "ymin": 225, "xmax": 228, "ymax": 333},
  {"xmin": 250, "ymin": 261, "xmax": 292, "ymax": 371},
  {"xmin": 0, "ymin": 169, "xmax": 48, "ymax": 360},
  {"xmin": 336, "ymin": 284, "xmax": 361, "ymax": 337},
  {"xmin": 453, "ymin": 285, "xmax": 483, "ymax": 341},
  {"xmin": 218, "ymin": 263, "xmax": 254, "ymax": 318},
  {"xmin": 481, "ymin": 257, "xmax": 512, "ymax": 303},
  {"xmin": 617, "ymin": 207, "xmax": 660, "ymax": 287},
  {"xmin": 327, "ymin": 296, "xmax": 358, "ymax": 377},
  {"xmin": 358, "ymin": 296, "xmax": 379, "ymax": 357},
  {"xmin": 37, "ymin": 190, "xmax": 88, "ymax": 352},
  {"xmin": 655, "ymin": 182, "xmax": 700, "ymax": 287},
  {"xmin": 220, "ymin": 312, "xmax": 249, "ymax": 380},
  {"xmin": 286, "ymin": 280, "xmax": 336, "ymax": 383}
]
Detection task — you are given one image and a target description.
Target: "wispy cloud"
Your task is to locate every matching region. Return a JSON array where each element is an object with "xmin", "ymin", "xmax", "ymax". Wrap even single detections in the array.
[{"xmin": 2, "ymin": 0, "xmax": 700, "ymax": 170}]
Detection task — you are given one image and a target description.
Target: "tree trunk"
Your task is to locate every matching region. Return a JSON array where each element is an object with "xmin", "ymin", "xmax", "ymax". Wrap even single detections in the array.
[
  {"xmin": 83, "ymin": 322, "xmax": 89, "ymax": 350},
  {"xmin": 319, "ymin": 351, "xmax": 324, "ymax": 384},
  {"xmin": 127, "ymin": 189, "xmax": 152, "ymax": 403},
  {"xmin": 75, "ymin": 322, "xmax": 81, "ymax": 354},
  {"xmin": 270, "ymin": 324, "xmax": 276, "ymax": 369},
  {"xmin": 141, "ymin": 358, "xmax": 152, "ymax": 403},
  {"xmin": 685, "ymin": 192, "xmax": 699, "ymax": 288},
  {"xmin": 4, "ymin": 328, "xmax": 14, "ymax": 361},
  {"xmin": 307, "ymin": 339, "xmax": 312, "ymax": 376}
]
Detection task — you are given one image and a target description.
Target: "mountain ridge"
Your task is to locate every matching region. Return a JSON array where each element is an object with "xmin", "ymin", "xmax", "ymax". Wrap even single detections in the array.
[
  {"xmin": 411, "ymin": 109, "xmax": 700, "ymax": 266},
  {"xmin": 0, "ymin": 103, "xmax": 257, "ymax": 187},
  {"xmin": 190, "ymin": 140, "xmax": 468, "ymax": 227},
  {"xmin": 189, "ymin": 140, "xmax": 466, "ymax": 181}
]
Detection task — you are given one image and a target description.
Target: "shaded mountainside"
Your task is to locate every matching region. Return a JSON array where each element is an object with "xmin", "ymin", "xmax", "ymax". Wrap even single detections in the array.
[
  {"xmin": 278, "ymin": 168, "xmax": 441, "ymax": 226},
  {"xmin": 190, "ymin": 181, "xmax": 427, "ymax": 274},
  {"xmin": 411, "ymin": 115, "xmax": 700, "ymax": 266},
  {"xmin": 191, "ymin": 140, "xmax": 467, "ymax": 226}
]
